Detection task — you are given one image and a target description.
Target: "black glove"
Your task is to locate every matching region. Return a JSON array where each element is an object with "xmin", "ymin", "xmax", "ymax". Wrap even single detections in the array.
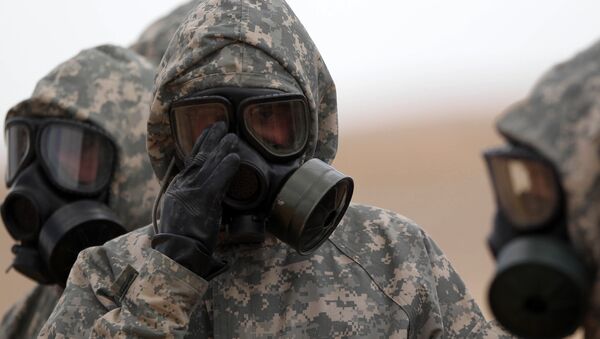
[{"xmin": 151, "ymin": 122, "xmax": 240, "ymax": 279}]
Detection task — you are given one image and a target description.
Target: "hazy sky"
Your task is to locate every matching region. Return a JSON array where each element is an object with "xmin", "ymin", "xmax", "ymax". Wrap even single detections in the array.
[{"xmin": 1, "ymin": 1, "xmax": 599, "ymax": 133}]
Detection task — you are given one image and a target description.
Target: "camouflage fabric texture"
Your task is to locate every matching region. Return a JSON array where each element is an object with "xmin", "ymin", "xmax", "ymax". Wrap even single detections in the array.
[
  {"xmin": 1, "ymin": 45, "xmax": 159, "ymax": 338},
  {"xmin": 497, "ymin": 38, "xmax": 600, "ymax": 338},
  {"xmin": 147, "ymin": 0, "xmax": 338, "ymax": 181},
  {"xmin": 40, "ymin": 0, "xmax": 510, "ymax": 338},
  {"xmin": 40, "ymin": 205, "xmax": 509, "ymax": 338},
  {"xmin": 130, "ymin": 1, "xmax": 201, "ymax": 66},
  {"xmin": 0, "ymin": 285, "xmax": 61, "ymax": 339}
]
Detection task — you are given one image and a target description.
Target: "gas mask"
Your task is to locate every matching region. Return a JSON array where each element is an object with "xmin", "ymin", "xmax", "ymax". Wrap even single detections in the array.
[
  {"xmin": 165, "ymin": 87, "xmax": 353, "ymax": 254},
  {"xmin": 484, "ymin": 145, "xmax": 593, "ymax": 338},
  {"xmin": 2, "ymin": 117, "xmax": 126, "ymax": 286}
]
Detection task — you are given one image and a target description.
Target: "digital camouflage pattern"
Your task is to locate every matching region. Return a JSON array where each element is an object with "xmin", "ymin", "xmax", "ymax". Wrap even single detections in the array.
[
  {"xmin": 497, "ymin": 38, "xmax": 600, "ymax": 338},
  {"xmin": 40, "ymin": 205, "xmax": 509, "ymax": 338},
  {"xmin": 0, "ymin": 285, "xmax": 60, "ymax": 338},
  {"xmin": 1, "ymin": 45, "xmax": 159, "ymax": 338},
  {"xmin": 147, "ymin": 0, "xmax": 338, "ymax": 180},
  {"xmin": 40, "ymin": 1, "xmax": 509, "ymax": 338},
  {"xmin": 130, "ymin": 1, "xmax": 200, "ymax": 66}
]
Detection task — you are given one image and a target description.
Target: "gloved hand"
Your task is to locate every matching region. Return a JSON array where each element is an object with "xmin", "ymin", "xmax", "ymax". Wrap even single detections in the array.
[{"xmin": 151, "ymin": 122, "xmax": 240, "ymax": 279}]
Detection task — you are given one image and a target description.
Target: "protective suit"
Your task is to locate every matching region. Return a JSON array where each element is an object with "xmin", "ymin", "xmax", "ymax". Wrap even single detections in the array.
[
  {"xmin": 485, "ymin": 39, "xmax": 600, "ymax": 338},
  {"xmin": 0, "ymin": 45, "xmax": 159, "ymax": 338},
  {"xmin": 40, "ymin": 1, "xmax": 509, "ymax": 337},
  {"xmin": 130, "ymin": 0, "xmax": 200, "ymax": 66}
]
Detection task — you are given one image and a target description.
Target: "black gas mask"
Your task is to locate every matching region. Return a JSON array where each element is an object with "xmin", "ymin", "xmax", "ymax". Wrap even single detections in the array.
[
  {"xmin": 2, "ymin": 117, "xmax": 126, "ymax": 286},
  {"xmin": 484, "ymin": 145, "xmax": 593, "ymax": 338},
  {"xmin": 167, "ymin": 87, "xmax": 353, "ymax": 254}
]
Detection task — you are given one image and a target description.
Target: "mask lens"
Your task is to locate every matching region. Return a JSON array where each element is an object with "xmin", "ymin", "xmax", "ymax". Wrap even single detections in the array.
[
  {"xmin": 40, "ymin": 123, "xmax": 115, "ymax": 193},
  {"xmin": 6, "ymin": 123, "xmax": 30, "ymax": 184},
  {"xmin": 486, "ymin": 152, "xmax": 560, "ymax": 229},
  {"xmin": 243, "ymin": 98, "xmax": 308, "ymax": 157},
  {"xmin": 171, "ymin": 101, "xmax": 229, "ymax": 158}
]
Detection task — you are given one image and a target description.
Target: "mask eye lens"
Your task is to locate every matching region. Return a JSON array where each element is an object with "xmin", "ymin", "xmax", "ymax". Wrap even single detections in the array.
[
  {"xmin": 486, "ymin": 152, "xmax": 560, "ymax": 229},
  {"xmin": 40, "ymin": 123, "xmax": 114, "ymax": 193},
  {"xmin": 6, "ymin": 123, "xmax": 31, "ymax": 184},
  {"xmin": 171, "ymin": 101, "xmax": 229, "ymax": 158},
  {"xmin": 243, "ymin": 98, "xmax": 308, "ymax": 157}
]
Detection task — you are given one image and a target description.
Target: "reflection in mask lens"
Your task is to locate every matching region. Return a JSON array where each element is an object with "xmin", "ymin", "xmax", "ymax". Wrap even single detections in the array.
[
  {"xmin": 487, "ymin": 156, "xmax": 559, "ymax": 229},
  {"xmin": 6, "ymin": 124, "xmax": 30, "ymax": 184},
  {"xmin": 40, "ymin": 124, "xmax": 114, "ymax": 193},
  {"xmin": 171, "ymin": 102, "xmax": 229, "ymax": 157},
  {"xmin": 244, "ymin": 99, "xmax": 307, "ymax": 156}
]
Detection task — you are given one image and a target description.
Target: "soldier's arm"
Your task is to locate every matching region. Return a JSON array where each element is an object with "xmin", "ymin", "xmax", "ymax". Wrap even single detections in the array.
[
  {"xmin": 39, "ymin": 231, "xmax": 210, "ymax": 338},
  {"xmin": 421, "ymin": 232, "xmax": 513, "ymax": 338}
]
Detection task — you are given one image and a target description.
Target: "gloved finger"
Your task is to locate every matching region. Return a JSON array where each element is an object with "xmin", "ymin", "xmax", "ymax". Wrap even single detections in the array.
[
  {"xmin": 205, "ymin": 153, "xmax": 241, "ymax": 198},
  {"xmin": 188, "ymin": 121, "xmax": 228, "ymax": 167},
  {"xmin": 191, "ymin": 133, "xmax": 239, "ymax": 182}
]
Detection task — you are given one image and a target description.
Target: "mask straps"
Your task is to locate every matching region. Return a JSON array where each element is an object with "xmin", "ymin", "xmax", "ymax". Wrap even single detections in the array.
[{"xmin": 152, "ymin": 157, "xmax": 177, "ymax": 235}]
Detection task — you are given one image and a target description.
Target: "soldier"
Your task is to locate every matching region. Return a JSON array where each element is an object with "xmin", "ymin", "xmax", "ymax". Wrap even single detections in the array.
[
  {"xmin": 0, "ymin": 45, "xmax": 159, "ymax": 338},
  {"xmin": 484, "ymin": 39, "xmax": 600, "ymax": 338},
  {"xmin": 130, "ymin": 0, "xmax": 200, "ymax": 66},
  {"xmin": 40, "ymin": 0, "xmax": 510, "ymax": 337}
]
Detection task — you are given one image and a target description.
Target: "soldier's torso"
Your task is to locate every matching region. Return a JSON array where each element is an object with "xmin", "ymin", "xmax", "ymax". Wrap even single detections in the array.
[
  {"xmin": 0, "ymin": 285, "xmax": 61, "ymax": 339},
  {"xmin": 186, "ymin": 237, "xmax": 410, "ymax": 338}
]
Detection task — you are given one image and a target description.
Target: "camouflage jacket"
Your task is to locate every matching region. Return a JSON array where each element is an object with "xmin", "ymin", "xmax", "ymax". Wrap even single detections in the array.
[
  {"xmin": 0, "ymin": 285, "xmax": 60, "ymax": 338},
  {"xmin": 39, "ymin": 204, "xmax": 509, "ymax": 338}
]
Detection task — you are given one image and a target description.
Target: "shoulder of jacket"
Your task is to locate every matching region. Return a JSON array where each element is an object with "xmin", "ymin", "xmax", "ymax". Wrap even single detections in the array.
[
  {"xmin": 329, "ymin": 203, "xmax": 437, "ymax": 314},
  {"xmin": 330, "ymin": 203, "xmax": 429, "ymax": 258},
  {"xmin": 75, "ymin": 225, "xmax": 154, "ymax": 283}
]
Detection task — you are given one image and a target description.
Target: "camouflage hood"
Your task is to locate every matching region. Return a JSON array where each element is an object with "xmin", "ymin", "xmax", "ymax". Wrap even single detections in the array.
[
  {"xmin": 147, "ymin": 0, "xmax": 338, "ymax": 181},
  {"xmin": 5, "ymin": 45, "xmax": 160, "ymax": 230},
  {"xmin": 496, "ymin": 40, "xmax": 600, "ymax": 331},
  {"xmin": 130, "ymin": 1, "xmax": 201, "ymax": 66}
]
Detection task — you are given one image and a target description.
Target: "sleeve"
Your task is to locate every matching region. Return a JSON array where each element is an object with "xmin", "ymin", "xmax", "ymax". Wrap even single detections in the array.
[
  {"xmin": 38, "ymin": 244, "xmax": 210, "ymax": 338},
  {"xmin": 420, "ymin": 231, "xmax": 514, "ymax": 338},
  {"xmin": 0, "ymin": 285, "xmax": 60, "ymax": 338}
]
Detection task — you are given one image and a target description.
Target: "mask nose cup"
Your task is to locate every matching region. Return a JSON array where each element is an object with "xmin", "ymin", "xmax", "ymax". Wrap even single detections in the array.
[
  {"xmin": 268, "ymin": 158, "xmax": 354, "ymax": 255},
  {"xmin": 489, "ymin": 236, "xmax": 590, "ymax": 338},
  {"xmin": 38, "ymin": 200, "xmax": 126, "ymax": 286}
]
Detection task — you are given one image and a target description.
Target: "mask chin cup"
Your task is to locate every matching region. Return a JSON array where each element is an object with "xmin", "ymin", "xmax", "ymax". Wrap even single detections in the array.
[
  {"xmin": 489, "ymin": 236, "xmax": 590, "ymax": 339},
  {"xmin": 11, "ymin": 244, "xmax": 55, "ymax": 285},
  {"xmin": 227, "ymin": 215, "xmax": 266, "ymax": 244},
  {"xmin": 38, "ymin": 200, "xmax": 126, "ymax": 287},
  {"xmin": 268, "ymin": 159, "xmax": 353, "ymax": 255}
]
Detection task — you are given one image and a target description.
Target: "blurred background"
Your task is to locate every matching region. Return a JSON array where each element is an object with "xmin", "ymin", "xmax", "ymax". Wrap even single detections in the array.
[{"xmin": 0, "ymin": 1, "xmax": 599, "ymax": 336}]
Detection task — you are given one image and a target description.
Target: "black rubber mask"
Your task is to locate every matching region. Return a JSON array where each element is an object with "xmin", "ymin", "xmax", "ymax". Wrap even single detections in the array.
[
  {"xmin": 169, "ymin": 87, "xmax": 353, "ymax": 254},
  {"xmin": 2, "ymin": 117, "xmax": 125, "ymax": 287},
  {"xmin": 484, "ymin": 145, "xmax": 592, "ymax": 338}
]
